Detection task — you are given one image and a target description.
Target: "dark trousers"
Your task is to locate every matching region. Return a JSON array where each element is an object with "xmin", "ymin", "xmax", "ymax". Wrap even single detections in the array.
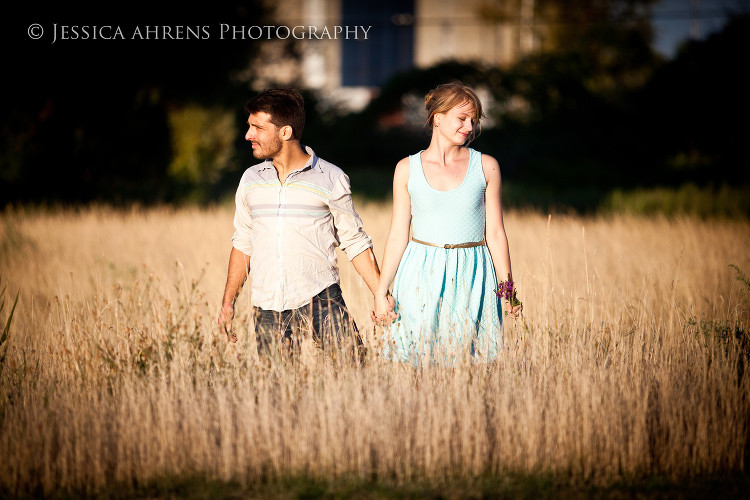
[{"xmin": 254, "ymin": 284, "xmax": 363, "ymax": 360}]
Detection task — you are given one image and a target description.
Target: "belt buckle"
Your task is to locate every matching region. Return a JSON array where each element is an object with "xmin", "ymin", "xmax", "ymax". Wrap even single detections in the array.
[{"xmin": 444, "ymin": 243, "xmax": 453, "ymax": 249}]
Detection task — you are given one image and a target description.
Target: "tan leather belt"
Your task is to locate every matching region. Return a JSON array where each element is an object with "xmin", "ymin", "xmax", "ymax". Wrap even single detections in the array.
[{"xmin": 411, "ymin": 237, "xmax": 485, "ymax": 249}]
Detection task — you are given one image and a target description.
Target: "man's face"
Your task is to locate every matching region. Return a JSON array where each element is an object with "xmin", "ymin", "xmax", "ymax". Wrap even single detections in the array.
[{"xmin": 246, "ymin": 112, "xmax": 283, "ymax": 160}]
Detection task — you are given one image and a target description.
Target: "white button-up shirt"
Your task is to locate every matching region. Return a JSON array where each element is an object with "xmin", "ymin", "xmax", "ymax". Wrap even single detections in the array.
[{"xmin": 232, "ymin": 146, "xmax": 373, "ymax": 311}]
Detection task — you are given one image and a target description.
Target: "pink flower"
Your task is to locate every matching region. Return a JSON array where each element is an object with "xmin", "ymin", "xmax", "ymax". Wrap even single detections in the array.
[{"xmin": 495, "ymin": 275, "xmax": 522, "ymax": 316}]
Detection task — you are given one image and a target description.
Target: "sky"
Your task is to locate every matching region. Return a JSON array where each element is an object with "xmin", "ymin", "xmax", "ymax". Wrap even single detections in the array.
[{"xmin": 651, "ymin": 0, "xmax": 750, "ymax": 57}]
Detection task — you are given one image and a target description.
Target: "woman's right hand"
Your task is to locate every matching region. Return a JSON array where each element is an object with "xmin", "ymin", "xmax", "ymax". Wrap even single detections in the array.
[
  {"xmin": 372, "ymin": 294, "xmax": 396, "ymax": 326},
  {"xmin": 370, "ymin": 157, "xmax": 410, "ymax": 328}
]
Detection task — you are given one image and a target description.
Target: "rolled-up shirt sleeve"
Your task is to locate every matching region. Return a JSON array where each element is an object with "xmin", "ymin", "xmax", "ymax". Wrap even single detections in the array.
[
  {"xmin": 328, "ymin": 172, "xmax": 372, "ymax": 261},
  {"xmin": 231, "ymin": 179, "xmax": 253, "ymax": 256}
]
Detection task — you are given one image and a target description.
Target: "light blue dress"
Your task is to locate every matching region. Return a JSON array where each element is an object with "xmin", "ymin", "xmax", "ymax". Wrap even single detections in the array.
[{"xmin": 383, "ymin": 148, "xmax": 503, "ymax": 365}]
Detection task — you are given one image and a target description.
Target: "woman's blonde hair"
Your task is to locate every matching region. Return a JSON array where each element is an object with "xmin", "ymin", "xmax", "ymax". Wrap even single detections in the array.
[{"xmin": 424, "ymin": 82, "xmax": 485, "ymax": 145}]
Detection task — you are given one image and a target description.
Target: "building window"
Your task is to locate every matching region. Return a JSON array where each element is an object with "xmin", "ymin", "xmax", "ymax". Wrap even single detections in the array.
[{"xmin": 342, "ymin": 0, "xmax": 415, "ymax": 87}]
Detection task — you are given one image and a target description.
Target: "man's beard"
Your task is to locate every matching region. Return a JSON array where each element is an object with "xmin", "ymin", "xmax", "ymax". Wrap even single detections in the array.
[{"xmin": 252, "ymin": 136, "xmax": 283, "ymax": 160}]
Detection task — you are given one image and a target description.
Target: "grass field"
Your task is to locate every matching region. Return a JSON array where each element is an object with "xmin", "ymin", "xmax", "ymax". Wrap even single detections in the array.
[{"xmin": 1, "ymin": 203, "xmax": 749, "ymax": 498}]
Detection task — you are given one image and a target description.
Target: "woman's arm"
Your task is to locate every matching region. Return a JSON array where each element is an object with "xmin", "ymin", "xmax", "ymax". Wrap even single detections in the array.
[
  {"xmin": 374, "ymin": 157, "xmax": 412, "ymax": 322},
  {"xmin": 482, "ymin": 154, "xmax": 522, "ymax": 319}
]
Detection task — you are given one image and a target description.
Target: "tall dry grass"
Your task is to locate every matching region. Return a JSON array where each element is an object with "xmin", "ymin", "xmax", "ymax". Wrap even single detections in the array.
[{"xmin": 0, "ymin": 203, "xmax": 749, "ymax": 495}]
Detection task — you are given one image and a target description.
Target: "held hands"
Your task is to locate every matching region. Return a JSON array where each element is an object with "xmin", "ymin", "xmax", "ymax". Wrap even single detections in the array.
[
  {"xmin": 218, "ymin": 302, "xmax": 237, "ymax": 343},
  {"xmin": 370, "ymin": 293, "xmax": 397, "ymax": 326}
]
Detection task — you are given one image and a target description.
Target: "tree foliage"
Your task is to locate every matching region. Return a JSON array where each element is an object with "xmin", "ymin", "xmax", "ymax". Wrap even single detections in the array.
[{"xmin": 0, "ymin": 3, "xmax": 267, "ymax": 205}]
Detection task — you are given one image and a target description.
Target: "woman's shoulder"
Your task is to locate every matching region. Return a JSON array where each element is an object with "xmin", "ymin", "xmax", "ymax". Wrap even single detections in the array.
[
  {"xmin": 476, "ymin": 152, "xmax": 500, "ymax": 183},
  {"xmin": 394, "ymin": 156, "xmax": 411, "ymax": 183},
  {"xmin": 478, "ymin": 152, "xmax": 499, "ymax": 167},
  {"xmin": 466, "ymin": 148, "xmax": 496, "ymax": 165},
  {"xmin": 399, "ymin": 151, "xmax": 425, "ymax": 170}
]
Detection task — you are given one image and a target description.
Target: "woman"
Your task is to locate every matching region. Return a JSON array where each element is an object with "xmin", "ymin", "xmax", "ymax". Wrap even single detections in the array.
[{"xmin": 374, "ymin": 82, "xmax": 522, "ymax": 364}]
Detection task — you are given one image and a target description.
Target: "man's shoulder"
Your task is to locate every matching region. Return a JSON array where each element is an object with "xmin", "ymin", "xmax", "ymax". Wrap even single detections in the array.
[
  {"xmin": 239, "ymin": 160, "xmax": 274, "ymax": 182},
  {"xmin": 313, "ymin": 156, "xmax": 346, "ymax": 179}
]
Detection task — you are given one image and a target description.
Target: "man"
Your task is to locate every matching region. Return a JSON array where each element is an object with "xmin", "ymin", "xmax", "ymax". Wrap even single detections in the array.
[{"xmin": 217, "ymin": 89, "xmax": 394, "ymax": 359}]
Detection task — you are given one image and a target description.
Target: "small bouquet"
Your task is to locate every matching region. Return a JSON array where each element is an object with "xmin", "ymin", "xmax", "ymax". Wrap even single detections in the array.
[{"xmin": 495, "ymin": 274, "xmax": 522, "ymax": 316}]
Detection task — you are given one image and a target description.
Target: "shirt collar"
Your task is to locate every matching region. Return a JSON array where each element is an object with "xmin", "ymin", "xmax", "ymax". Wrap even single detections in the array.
[{"xmin": 255, "ymin": 145, "xmax": 319, "ymax": 173}]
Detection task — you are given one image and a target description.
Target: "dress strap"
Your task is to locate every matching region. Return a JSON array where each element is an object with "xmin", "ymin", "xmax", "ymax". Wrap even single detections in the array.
[
  {"xmin": 468, "ymin": 147, "xmax": 478, "ymax": 174},
  {"xmin": 407, "ymin": 150, "xmax": 427, "ymax": 192},
  {"xmin": 468, "ymin": 148, "xmax": 487, "ymax": 185}
]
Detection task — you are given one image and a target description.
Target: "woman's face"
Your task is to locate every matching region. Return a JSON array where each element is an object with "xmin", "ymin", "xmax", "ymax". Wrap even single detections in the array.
[{"xmin": 435, "ymin": 100, "xmax": 476, "ymax": 145}]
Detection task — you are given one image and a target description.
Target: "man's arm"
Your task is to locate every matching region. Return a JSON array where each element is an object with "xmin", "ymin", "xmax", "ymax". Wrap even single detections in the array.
[
  {"xmin": 350, "ymin": 247, "xmax": 381, "ymax": 295},
  {"xmin": 218, "ymin": 247, "xmax": 251, "ymax": 343},
  {"xmin": 220, "ymin": 174, "xmax": 254, "ymax": 342},
  {"xmin": 328, "ymin": 172, "xmax": 395, "ymax": 320}
]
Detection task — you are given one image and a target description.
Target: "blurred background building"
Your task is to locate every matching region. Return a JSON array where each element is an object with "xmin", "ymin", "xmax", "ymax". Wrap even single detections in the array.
[
  {"xmin": 2, "ymin": 0, "xmax": 749, "ymax": 216},
  {"xmin": 253, "ymin": 0, "xmax": 545, "ymax": 110},
  {"xmin": 251, "ymin": 0, "xmax": 748, "ymax": 109}
]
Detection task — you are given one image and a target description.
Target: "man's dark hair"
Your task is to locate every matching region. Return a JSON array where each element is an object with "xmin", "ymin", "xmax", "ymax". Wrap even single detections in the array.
[{"xmin": 244, "ymin": 89, "xmax": 305, "ymax": 140}]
